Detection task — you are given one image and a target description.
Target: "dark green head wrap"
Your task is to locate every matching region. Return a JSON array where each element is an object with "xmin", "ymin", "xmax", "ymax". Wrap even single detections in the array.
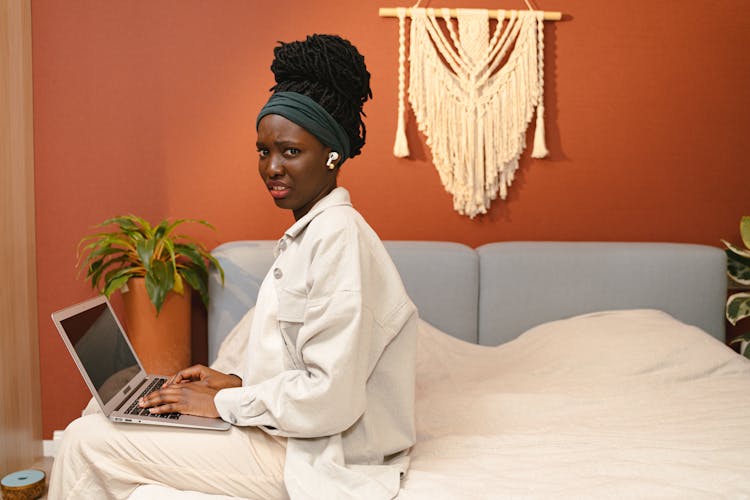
[{"xmin": 256, "ymin": 91, "xmax": 351, "ymax": 165}]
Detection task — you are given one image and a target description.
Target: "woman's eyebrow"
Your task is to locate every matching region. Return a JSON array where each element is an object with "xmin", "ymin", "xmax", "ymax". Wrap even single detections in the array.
[{"xmin": 274, "ymin": 139, "xmax": 303, "ymax": 147}]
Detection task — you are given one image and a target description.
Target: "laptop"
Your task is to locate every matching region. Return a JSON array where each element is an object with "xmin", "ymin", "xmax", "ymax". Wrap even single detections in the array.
[{"xmin": 52, "ymin": 295, "xmax": 230, "ymax": 431}]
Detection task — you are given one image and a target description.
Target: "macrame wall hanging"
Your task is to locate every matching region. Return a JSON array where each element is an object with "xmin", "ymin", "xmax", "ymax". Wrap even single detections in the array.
[{"xmin": 380, "ymin": 5, "xmax": 562, "ymax": 218}]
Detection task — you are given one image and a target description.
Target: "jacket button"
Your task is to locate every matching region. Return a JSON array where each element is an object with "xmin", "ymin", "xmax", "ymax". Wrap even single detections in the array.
[
  {"xmin": 278, "ymin": 239, "xmax": 287, "ymax": 251},
  {"xmin": 273, "ymin": 268, "xmax": 283, "ymax": 279}
]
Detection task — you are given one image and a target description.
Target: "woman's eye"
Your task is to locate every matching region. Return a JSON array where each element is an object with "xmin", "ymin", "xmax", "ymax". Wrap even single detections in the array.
[
  {"xmin": 257, "ymin": 148, "xmax": 269, "ymax": 159},
  {"xmin": 285, "ymin": 148, "xmax": 300, "ymax": 156}
]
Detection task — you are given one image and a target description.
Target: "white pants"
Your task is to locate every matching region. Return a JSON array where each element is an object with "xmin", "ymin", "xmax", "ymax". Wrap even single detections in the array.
[{"xmin": 48, "ymin": 413, "xmax": 287, "ymax": 500}]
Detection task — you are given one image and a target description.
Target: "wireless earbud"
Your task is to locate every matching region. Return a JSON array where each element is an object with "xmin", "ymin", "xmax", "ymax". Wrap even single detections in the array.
[{"xmin": 326, "ymin": 151, "xmax": 340, "ymax": 170}]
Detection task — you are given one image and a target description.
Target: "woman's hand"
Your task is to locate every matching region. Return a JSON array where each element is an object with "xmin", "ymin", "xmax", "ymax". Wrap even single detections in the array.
[
  {"xmin": 164, "ymin": 365, "xmax": 242, "ymax": 391},
  {"xmin": 138, "ymin": 366, "xmax": 242, "ymax": 418},
  {"xmin": 139, "ymin": 382, "xmax": 221, "ymax": 418}
]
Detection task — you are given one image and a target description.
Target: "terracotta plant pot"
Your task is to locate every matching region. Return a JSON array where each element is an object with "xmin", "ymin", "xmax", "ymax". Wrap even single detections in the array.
[{"xmin": 121, "ymin": 278, "xmax": 192, "ymax": 375}]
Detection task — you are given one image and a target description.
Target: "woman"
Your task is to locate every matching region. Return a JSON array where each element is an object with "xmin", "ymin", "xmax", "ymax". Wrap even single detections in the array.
[{"xmin": 49, "ymin": 34, "xmax": 417, "ymax": 500}]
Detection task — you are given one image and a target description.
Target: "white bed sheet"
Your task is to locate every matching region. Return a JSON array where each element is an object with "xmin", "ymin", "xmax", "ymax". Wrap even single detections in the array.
[
  {"xmin": 402, "ymin": 310, "xmax": 750, "ymax": 499},
  {"xmin": 131, "ymin": 310, "xmax": 750, "ymax": 499}
]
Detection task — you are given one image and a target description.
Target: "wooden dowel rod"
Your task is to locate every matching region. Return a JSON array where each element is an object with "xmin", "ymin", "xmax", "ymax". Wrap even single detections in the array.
[{"xmin": 378, "ymin": 7, "xmax": 562, "ymax": 21}]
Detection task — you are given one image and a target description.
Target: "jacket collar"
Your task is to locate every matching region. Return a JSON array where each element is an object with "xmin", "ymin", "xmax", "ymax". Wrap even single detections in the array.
[{"xmin": 275, "ymin": 187, "xmax": 352, "ymax": 253}]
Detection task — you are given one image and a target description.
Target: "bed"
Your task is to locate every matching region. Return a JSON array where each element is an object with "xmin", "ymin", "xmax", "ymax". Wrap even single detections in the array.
[{"xmin": 131, "ymin": 241, "xmax": 750, "ymax": 499}]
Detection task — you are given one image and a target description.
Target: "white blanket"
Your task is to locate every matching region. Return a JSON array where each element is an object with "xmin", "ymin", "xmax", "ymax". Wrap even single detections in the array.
[
  {"xmin": 402, "ymin": 309, "xmax": 750, "ymax": 499},
  {"xmin": 133, "ymin": 309, "xmax": 750, "ymax": 499}
]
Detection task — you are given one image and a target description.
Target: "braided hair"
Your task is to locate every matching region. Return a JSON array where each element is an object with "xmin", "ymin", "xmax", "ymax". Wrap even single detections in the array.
[{"xmin": 270, "ymin": 34, "xmax": 372, "ymax": 159}]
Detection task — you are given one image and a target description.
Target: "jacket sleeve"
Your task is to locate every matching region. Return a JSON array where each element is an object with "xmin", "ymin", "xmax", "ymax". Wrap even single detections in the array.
[{"xmin": 214, "ymin": 223, "xmax": 382, "ymax": 438}]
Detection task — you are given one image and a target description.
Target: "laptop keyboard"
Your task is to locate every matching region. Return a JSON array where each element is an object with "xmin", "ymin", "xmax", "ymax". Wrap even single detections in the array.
[{"xmin": 124, "ymin": 378, "xmax": 180, "ymax": 419}]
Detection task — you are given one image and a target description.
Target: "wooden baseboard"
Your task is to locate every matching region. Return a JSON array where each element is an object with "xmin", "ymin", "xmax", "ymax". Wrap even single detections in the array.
[{"xmin": 42, "ymin": 431, "xmax": 65, "ymax": 458}]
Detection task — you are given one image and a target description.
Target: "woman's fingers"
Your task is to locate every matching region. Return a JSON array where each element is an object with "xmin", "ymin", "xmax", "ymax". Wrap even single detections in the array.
[
  {"xmin": 139, "ymin": 383, "xmax": 220, "ymax": 418},
  {"xmin": 146, "ymin": 402, "xmax": 178, "ymax": 414},
  {"xmin": 164, "ymin": 366, "xmax": 240, "ymax": 391},
  {"xmin": 164, "ymin": 365, "xmax": 206, "ymax": 386}
]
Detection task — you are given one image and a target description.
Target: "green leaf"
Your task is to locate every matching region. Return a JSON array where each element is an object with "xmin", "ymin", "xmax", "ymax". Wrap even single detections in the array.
[
  {"xmin": 174, "ymin": 242, "xmax": 224, "ymax": 284},
  {"xmin": 161, "ymin": 239, "xmax": 184, "ymax": 294},
  {"xmin": 127, "ymin": 214, "xmax": 152, "ymax": 234},
  {"xmin": 741, "ymin": 216, "xmax": 750, "ymax": 250},
  {"xmin": 136, "ymin": 239, "xmax": 156, "ymax": 272},
  {"xmin": 151, "ymin": 220, "xmax": 173, "ymax": 261},
  {"xmin": 103, "ymin": 275, "xmax": 131, "ymax": 297},
  {"xmin": 175, "ymin": 240, "xmax": 225, "ymax": 306},
  {"xmin": 162, "ymin": 219, "xmax": 188, "ymax": 240},
  {"xmin": 722, "ymin": 241, "xmax": 750, "ymax": 262},
  {"xmin": 153, "ymin": 219, "xmax": 170, "ymax": 242},
  {"xmin": 175, "ymin": 234, "xmax": 210, "ymax": 252},
  {"xmin": 76, "ymin": 222, "xmax": 142, "ymax": 288},
  {"xmin": 174, "ymin": 219, "xmax": 215, "ymax": 234},
  {"xmin": 729, "ymin": 331, "xmax": 750, "ymax": 345},
  {"xmin": 195, "ymin": 219, "xmax": 215, "ymax": 230},
  {"xmin": 163, "ymin": 220, "xmax": 206, "ymax": 254},
  {"xmin": 81, "ymin": 246, "xmax": 125, "ymax": 267},
  {"xmin": 99, "ymin": 215, "xmax": 142, "ymax": 233},
  {"xmin": 174, "ymin": 243, "xmax": 209, "ymax": 272},
  {"xmin": 90, "ymin": 256, "xmax": 132, "ymax": 286},
  {"xmin": 145, "ymin": 260, "xmax": 174, "ymax": 314},
  {"xmin": 180, "ymin": 265, "xmax": 209, "ymax": 307},
  {"xmin": 77, "ymin": 233, "xmax": 123, "ymax": 254},
  {"xmin": 85, "ymin": 259, "xmax": 105, "ymax": 286},
  {"xmin": 726, "ymin": 292, "xmax": 750, "ymax": 326},
  {"xmin": 102, "ymin": 269, "xmax": 137, "ymax": 297},
  {"xmin": 173, "ymin": 271, "xmax": 185, "ymax": 295},
  {"xmin": 103, "ymin": 263, "xmax": 141, "ymax": 285},
  {"xmin": 728, "ymin": 256, "xmax": 750, "ymax": 287},
  {"xmin": 163, "ymin": 238, "xmax": 177, "ymax": 268},
  {"xmin": 206, "ymin": 252, "xmax": 225, "ymax": 285},
  {"xmin": 77, "ymin": 235, "xmax": 133, "ymax": 268},
  {"xmin": 733, "ymin": 333, "xmax": 750, "ymax": 358}
]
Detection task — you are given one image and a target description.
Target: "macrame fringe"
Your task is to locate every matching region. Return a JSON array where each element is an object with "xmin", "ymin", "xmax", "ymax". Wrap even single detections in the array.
[
  {"xmin": 531, "ymin": 104, "xmax": 549, "ymax": 158},
  {"xmin": 393, "ymin": 114, "xmax": 410, "ymax": 157},
  {"xmin": 405, "ymin": 8, "xmax": 547, "ymax": 217},
  {"xmin": 530, "ymin": 11, "xmax": 548, "ymax": 159},
  {"xmin": 393, "ymin": 7, "xmax": 411, "ymax": 158}
]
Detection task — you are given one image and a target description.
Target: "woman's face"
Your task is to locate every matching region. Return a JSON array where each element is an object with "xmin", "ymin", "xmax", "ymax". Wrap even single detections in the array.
[{"xmin": 257, "ymin": 114, "xmax": 338, "ymax": 221}]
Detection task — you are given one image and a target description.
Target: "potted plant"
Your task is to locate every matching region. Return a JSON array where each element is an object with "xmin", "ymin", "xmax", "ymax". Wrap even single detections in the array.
[
  {"xmin": 77, "ymin": 215, "xmax": 224, "ymax": 374},
  {"xmin": 723, "ymin": 215, "xmax": 750, "ymax": 358}
]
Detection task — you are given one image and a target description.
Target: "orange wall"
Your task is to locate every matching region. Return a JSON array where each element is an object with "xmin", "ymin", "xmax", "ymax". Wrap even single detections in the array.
[{"xmin": 32, "ymin": 0, "xmax": 749, "ymax": 437}]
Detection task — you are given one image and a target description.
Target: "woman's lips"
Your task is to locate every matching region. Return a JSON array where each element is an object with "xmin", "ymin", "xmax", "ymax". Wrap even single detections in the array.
[{"xmin": 268, "ymin": 184, "xmax": 290, "ymax": 199}]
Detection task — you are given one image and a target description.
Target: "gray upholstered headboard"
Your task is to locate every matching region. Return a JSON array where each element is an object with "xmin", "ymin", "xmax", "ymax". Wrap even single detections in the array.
[
  {"xmin": 207, "ymin": 241, "xmax": 726, "ymax": 362},
  {"xmin": 476, "ymin": 242, "xmax": 727, "ymax": 345}
]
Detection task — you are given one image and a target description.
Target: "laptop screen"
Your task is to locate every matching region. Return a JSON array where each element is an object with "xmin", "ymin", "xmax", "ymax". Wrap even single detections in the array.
[{"xmin": 59, "ymin": 301, "xmax": 139, "ymax": 405}]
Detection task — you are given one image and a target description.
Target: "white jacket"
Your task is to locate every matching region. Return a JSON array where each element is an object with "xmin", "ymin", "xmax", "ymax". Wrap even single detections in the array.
[{"xmin": 214, "ymin": 187, "xmax": 418, "ymax": 499}]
